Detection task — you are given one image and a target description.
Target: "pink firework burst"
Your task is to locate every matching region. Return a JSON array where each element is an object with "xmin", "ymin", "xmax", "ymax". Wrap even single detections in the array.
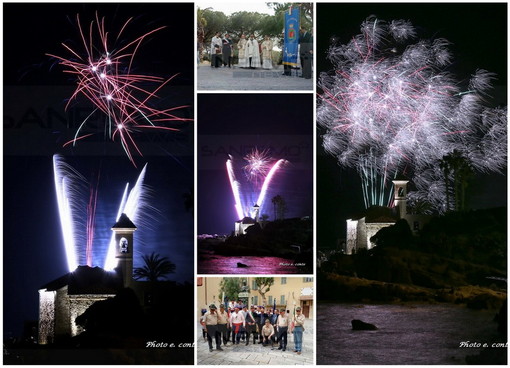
[
  {"xmin": 48, "ymin": 12, "xmax": 191, "ymax": 166},
  {"xmin": 243, "ymin": 148, "xmax": 273, "ymax": 185}
]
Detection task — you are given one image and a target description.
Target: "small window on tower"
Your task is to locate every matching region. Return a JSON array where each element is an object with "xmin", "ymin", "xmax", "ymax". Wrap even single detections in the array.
[
  {"xmin": 119, "ymin": 237, "xmax": 129, "ymax": 253},
  {"xmin": 398, "ymin": 187, "xmax": 405, "ymax": 197}
]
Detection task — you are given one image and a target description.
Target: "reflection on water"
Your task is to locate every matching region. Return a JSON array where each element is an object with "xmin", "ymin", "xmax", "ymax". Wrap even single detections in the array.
[
  {"xmin": 318, "ymin": 303, "xmax": 505, "ymax": 365},
  {"xmin": 198, "ymin": 255, "xmax": 301, "ymax": 274}
]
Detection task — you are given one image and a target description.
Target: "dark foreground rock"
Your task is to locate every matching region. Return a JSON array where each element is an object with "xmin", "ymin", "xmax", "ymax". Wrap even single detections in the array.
[{"xmin": 351, "ymin": 319, "xmax": 378, "ymax": 330}]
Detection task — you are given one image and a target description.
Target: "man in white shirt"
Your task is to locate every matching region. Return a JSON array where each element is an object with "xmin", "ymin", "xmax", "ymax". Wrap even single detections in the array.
[
  {"xmin": 203, "ymin": 304, "xmax": 223, "ymax": 352},
  {"xmin": 229, "ymin": 306, "xmax": 245, "ymax": 344},
  {"xmin": 276, "ymin": 309, "xmax": 289, "ymax": 351}
]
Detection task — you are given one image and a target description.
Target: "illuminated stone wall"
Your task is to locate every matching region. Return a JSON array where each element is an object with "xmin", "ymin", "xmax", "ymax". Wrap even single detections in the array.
[
  {"xmin": 365, "ymin": 222, "xmax": 395, "ymax": 250},
  {"xmin": 38, "ymin": 289, "xmax": 55, "ymax": 345},
  {"xmin": 346, "ymin": 219, "xmax": 358, "ymax": 255},
  {"xmin": 54, "ymin": 286, "xmax": 70, "ymax": 338},
  {"xmin": 69, "ymin": 294, "xmax": 114, "ymax": 336},
  {"xmin": 357, "ymin": 217, "xmax": 367, "ymax": 251}
]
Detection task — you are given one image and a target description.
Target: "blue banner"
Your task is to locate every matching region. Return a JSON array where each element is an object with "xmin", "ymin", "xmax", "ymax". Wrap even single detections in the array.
[{"xmin": 283, "ymin": 7, "xmax": 300, "ymax": 66}]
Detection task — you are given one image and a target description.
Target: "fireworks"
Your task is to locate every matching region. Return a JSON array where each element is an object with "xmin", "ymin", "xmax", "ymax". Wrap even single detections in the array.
[
  {"xmin": 227, "ymin": 149, "xmax": 288, "ymax": 220},
  {"xmin": 48, "ymin": 13, "xmax": 191, "ymax": 166},
  {"xmin": 53, "ymin": 155, "xmax": 152, "ymax": 272},
  {"xmin": 318, "ymin": 17, "xmax": 507, "ymax": 212}
]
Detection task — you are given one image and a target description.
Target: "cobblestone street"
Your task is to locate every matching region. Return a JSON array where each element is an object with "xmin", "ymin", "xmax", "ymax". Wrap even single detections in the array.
[
  {"xmin": 197, "ymin": 319, "xmax": 314, "ymax": 365},
  {"xmin": 197, "ymin": 63, "xmax": 313, "ymax": 91}
]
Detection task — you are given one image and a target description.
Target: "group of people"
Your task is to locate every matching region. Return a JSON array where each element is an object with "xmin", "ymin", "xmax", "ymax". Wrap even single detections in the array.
[
  {"xmin": 210, "ymin": 33, "xmax": 274, "ymax": 69},
  {"xmin": 200, "ymin": 303, "xmax": 306, "ymax": 355}
]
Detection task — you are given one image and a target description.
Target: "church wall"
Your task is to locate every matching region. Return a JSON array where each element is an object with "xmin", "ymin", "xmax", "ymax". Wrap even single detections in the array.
[
  {"xmin": 69, "ymin": 294, "xmax": 114, "ymax": 336},
  {"xmin": 54, "ymin": 286, "xmax": 70, "ymax": 339},
  {"xmin": 356, "ymin": 217, "xmax": 367, "ymax": 251},
  {"xmin": 38, "ymin": 289, "xmax": 55, "ymax": 345},
  {"xmin": 403, "ymin": 214, "xmax": 431, "ymax": 235},
  {"xmin": 365, "ymin": 222, "xmax": 395, "ymax": 250},
  {"xmin": 346, "ymin": 219, "xmax": 358, "ymax": 255}
]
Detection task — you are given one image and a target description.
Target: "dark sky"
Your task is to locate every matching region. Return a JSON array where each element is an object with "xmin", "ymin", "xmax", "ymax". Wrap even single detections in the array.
[
  {"xmin": 3, "ymin": 3, "xmax": 194, "ymax": 337},
  {"xmin": 198, "ymin": 94, "xmax": 313, "ymax": 235},
  {"xmin": 317, "ymin": 3, "xmax": 508, "ymax": 249}
]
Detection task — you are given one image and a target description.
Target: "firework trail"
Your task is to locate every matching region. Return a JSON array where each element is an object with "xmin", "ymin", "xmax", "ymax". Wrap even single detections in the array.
[
  {"xmin": 53, "ymin": 155, "xmax": 152, "ymax": 272},
  {"xmin": 48, "ymin": 12, "xmax": 192, "ymax": 166},
  {"xmin": 227, "ymin": 149, "xmax": 288, "ymax": 220},
  {"xmin": 103, "ymin": 163, "xmax": 154, "ymax": 271},
  {"xmin": 317, "ymin": 17, "xmax": 507, "ymax": 212},
  {"xmin": 54, "ymin": 155, "xmax": 87, "ymax": 271}
]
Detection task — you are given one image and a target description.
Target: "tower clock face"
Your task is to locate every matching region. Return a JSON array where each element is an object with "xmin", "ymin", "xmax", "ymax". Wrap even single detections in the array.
[{"xmin": 119, "ymin": 237, "xmax": 129, "ymax": 253}]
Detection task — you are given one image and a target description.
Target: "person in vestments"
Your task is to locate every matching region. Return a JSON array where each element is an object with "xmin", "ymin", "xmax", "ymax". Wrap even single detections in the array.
[
  {"xmin": 217, "ymin": 304, "xmax": 230, "ymax": 346},
  {"xmin": 291, "ymin": 306, "xmax": 306, "ymax": 355},
  {"xmin": 299, "ymin": 27, "xmax": 313, "ymax": 79},
  {"xmin": 229, "ymin": 306, "xmax": 245, "ymax": 344},
  {"xmin": 210, "ymin": 32, "xmax": 222, "ymax": 68},
  {"xmin": 222, "ymin": 34, "xmax": 233, "ymax": 67},
  {"xmin": 261, "ymin": 35, "xmax": 273, "ymax": 69},
  {"xmin": 245, "ymin": 305, "xmax": 257, "ymax": 345},
  {"xmin": 276, "ymin": 309, "xmax": 289, "ymax": 351},
  {"xmin": 204, "ymin": 304, "xmax": 223, "ymax": 352},
  {"xmin": 237, "ymin": 34, "xmax": 248, "ymax": 68},
  {"xmin": 261, "ymin": 319, "xmax": 275, "ymax": 346},
  {"xmin": 245, "ymin": 34, "xmax": 261, "ymax": 69}
]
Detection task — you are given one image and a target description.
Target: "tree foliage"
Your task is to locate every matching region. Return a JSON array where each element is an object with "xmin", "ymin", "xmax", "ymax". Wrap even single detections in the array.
[
  {"xmin": 133, "ymin": 252, "xmax": 176, "ymax": 282},
  {"xmin": 198, "ymin": 3, "xmax": 313, "ymax": 47},
  {"xmin": 271, "ymin": 194, "xmax": 287, "ymax": 220},
  {"xmin": 254, "ymin": 277, "xmax": 275, "ymax": 305},
  {"xmin": 219, "ymin": 277, "xmax": 243, "ymax": 302}
]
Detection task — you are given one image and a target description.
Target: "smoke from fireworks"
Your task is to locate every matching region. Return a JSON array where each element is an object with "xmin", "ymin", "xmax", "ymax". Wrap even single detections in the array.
[
  {"xmin": 227, "ymin": 149, "xmax": 288, "ymax": 220},
  {"xmin": 53, "ymin": 155, "xmax": 153, "ymax": 271},
  {"xmin": 318, "ymin": 17, "xmax": 507, "ymax": 212},
  {"xmin": 48, "ymin": 13, "xmax": 192, "ymax": 166}
]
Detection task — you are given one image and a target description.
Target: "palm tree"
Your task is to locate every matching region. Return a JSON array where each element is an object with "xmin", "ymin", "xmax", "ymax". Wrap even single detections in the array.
[
  {"xmin": 440, "ymin": 150, "xmax": 473, "ymax": 212},
  {"xmin": 133, "ymin": 252, "xmax": 176, "ymax": 282},
  {"xmin": 271, "ymin": 195, "xmax": 282, "ymax": 220}
]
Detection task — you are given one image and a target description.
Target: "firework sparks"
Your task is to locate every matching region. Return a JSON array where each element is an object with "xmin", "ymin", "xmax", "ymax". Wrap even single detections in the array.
[
  {"xmin": 243, "ymin": 148, "xmax": 273, "ymax": 185},
  {"xmin": 53, "ymin": 155, "xmax": 153, "ymax": 272},
  {"xmin": 48, "ymin": 12, "xmax": 192, "ymax": 166},
  {"xmin": 227, "ymin": 149, "xmax": 288, "ymax": 220},
  {"xmin": 318, "ymin": 17, "xmax": 507, "ymax": 212}
]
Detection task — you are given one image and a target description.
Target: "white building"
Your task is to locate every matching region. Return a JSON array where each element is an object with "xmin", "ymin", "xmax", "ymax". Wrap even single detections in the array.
[{"xmin": 345, "ymin": 180, "xmax": 430, "ymax": 254}]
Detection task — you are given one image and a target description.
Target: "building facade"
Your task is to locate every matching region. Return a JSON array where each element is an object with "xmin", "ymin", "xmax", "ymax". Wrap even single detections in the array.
[
  {"xmin": 197, "ymin": 276, "xmax": 314, "ymax": 320},
  {"xmin": 38, "ymin": 214, "xmax": 135, "ymax": 344},
  {"xmin": 345, "ymin": 180, "xmax": 431, "ymax": 254}
]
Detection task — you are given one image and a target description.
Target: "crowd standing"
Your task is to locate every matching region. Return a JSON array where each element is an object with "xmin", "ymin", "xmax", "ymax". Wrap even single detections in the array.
[{"xmin": 200, "ymin": 303, "xmax": 306, "ymax": 355}]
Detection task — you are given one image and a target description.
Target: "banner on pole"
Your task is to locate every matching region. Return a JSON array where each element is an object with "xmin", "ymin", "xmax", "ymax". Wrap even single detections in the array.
[{"xmin": 282, "ymin": 7, "xmax": 300, "ymax": 67}]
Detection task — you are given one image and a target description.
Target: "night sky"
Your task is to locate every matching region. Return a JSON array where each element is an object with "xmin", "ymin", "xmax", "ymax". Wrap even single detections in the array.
[
  {"xmin": 317, "ymin": 3, "xmax": 508, "ymax": 249},
  {"xmin": 3, "ymin": 3, "xmax": 194, "ymax": 337},
  {"xmin": 198, "ymin": 94, "xmax": 314, "ymax": 235}
]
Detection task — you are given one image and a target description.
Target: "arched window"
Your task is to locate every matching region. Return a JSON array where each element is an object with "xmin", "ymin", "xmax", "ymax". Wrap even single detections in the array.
[{"xmin": 119, "ymin": 237, "xmax": 129, "ymax": 253}]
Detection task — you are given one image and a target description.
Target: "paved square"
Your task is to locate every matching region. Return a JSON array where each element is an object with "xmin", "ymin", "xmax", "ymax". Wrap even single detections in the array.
[
  {"xmin": 197, "ymin": 319, "xmax": 314, "ymax": 365},
  {"xmin": 197, "ymin": 63, "xmax": 313, "ymax": 91}
]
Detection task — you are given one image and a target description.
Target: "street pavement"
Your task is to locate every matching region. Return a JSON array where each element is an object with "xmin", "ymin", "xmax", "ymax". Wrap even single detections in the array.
[
  {"xmin": 197, "ymin": 319, "xmax": 314, "ymax": 365},
  {"xmin": 197, "ymin": 63, "xmax": 313, "ymax": 91}
]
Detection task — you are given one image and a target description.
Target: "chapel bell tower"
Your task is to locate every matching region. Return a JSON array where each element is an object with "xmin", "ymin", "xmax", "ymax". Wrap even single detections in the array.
[
  {"xmin": 392, "ymin": 180, "xmax": 409, "ymax": 219},
  {"xmin": 112, "ymin": 213, "xmax": 137, "ymax": 287},
  {"xmin": 252, "ymin": 204, "xmax": 260, "ymax": 223}
]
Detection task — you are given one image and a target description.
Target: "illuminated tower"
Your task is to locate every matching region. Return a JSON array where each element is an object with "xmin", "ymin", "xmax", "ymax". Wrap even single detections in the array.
[
  {"xmin": 112, "ymin": 213, "xmax": 137, "ymax": 288},
  {"xmin": 392, "ymin": 180, "xmax": 409, "ymax": 219},
  {"xmin": 252, "ymin": 204, "xmax": 260, "ymax": 223}
]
